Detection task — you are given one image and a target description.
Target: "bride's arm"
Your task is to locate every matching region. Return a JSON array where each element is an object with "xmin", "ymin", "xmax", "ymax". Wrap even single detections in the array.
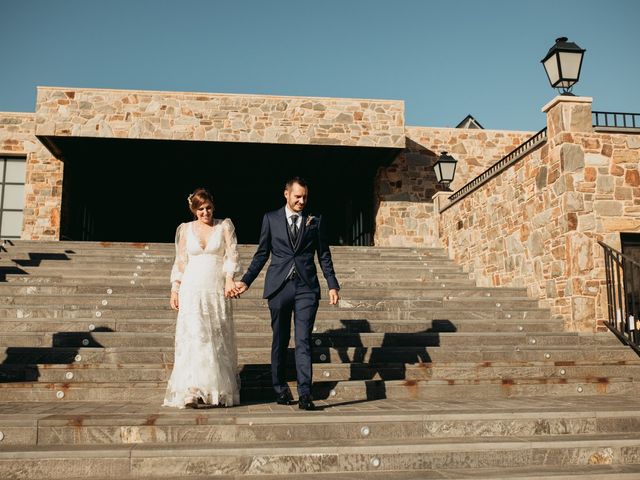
[
  {"xmin": 170, "ymin": 223, "xmax": 188, "ymax": 309},
  {"xmin": 222, "ymin": 218, "xmax": 241, "ymax": 297}
]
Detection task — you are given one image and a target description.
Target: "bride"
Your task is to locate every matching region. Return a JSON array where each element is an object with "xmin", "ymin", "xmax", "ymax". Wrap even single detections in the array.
[{"xmin": 163, "ymin": 188, "xmax": 241, "ymax": 408}]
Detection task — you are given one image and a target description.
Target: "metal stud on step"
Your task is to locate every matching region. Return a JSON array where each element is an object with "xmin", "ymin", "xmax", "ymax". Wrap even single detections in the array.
[
  {"xmin": 56, "ymin": 391, "xmax": 65, "ymax": 399},
  {"xmin": 544, "ymin": 353, "xmax": 551, "ymax": 359},
  {"xmin": 136, "ymin": 266, "xmax": 141, "ymax": 270},
  {"xmin": 315, "ymin": 339, "xmax": 322, "ymax": 346},
  {"xmin": 361, "ymin": 426, "xmax": 370, "ymax": 437},
  {"xmin": 95, "ymin": 311, "xmax": 102, "ymax": 318},
  {"xmin": 518, "ymin": 326, "xmax": 524, "ymax": 331},
  {"xmin": 82, "ymin": 339, "xmax": 90, "ymax": 346},
  {"xmin": 130, "ymin": 281, "xmax": 135, "ymax": 285},
  {"xmin": 0, "ymin": 431, "xmax": 4, "ymax": 442},
  {"xmin": 577, "ymin": 386, "xmax": 583, "ymax": 393},
  {"xmin": 323, "ymin": 371, "xmax": 330, "ymax": 378},
  {"xmin": 371, "ymin": 457, "xmax": 381, "ymax": 468},
  {"xmin": 88, "ymin": 324, "xmax": 95, "ymax": 331},
  {"xmin": 65, "ymin": 372, "xmax": 74, "ymax": 380},
  {"xmin": 530, "ymin": 338, "xmax": 537, "ymax": 344},
  {"xmin": 312, "ymin": 327, "xmax": 317, "ymax": 332},
  {"xmin": 133, "ymin": 273, "xmax": 138, "ymax": 277},
  {"xmin": 101, "ymin": 300, "xmax": 108, "ymax": 306},
  {"xmin": 330, "ymin": 389, "xmax": 337, "ymax": 397},
  {"xmin": 496, "ymin": 303, "xmax": 501, "ymax": 308},
  {"xmin": 75, "ymin": 355, "xmax": 82, "ymax": 362},
  {"xmin": 319, "ymin": 354, "xmax": 327, "ymax": 361},
  {"xmin": 560, "ymin": 369, "xmax": 566, "ymax": 375},
  {"xmin": 506, "ymin": 314, "xmax": 512, "ymax": 319},
  {"xmin": 486, "ymin": 292, "xmax": 491, "ymax": 297},
  {"xmin": 106, "ymin": 288, "xmax": 113, "ymax": 295}
]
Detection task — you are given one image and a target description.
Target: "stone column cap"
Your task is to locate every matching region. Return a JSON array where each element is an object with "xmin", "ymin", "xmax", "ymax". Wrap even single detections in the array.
[
  {"xmin": 542, "ymin": 95, "xmax": 593, "ymax": 113},
  {"xmin": 432, "ymin": 191, "xmax": 454, "ymax": 201}
]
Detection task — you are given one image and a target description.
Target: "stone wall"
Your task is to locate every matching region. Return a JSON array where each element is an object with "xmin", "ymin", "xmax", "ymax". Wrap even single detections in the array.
[
  {"xmin": 0, "ymin": 112, "xmax": 37, "ymax": 155},
  {"xmin": 438, "ymin": 96, "xmax": 640, "ymax": 331},
  {"xmin": 374, "ymin": 126, "xmax": 533, "ymax": 247},
  {"xmin": 35, "ymin": 87, "xmax": 405, "ymax": 148},
  {"xmin": 0, "ymin": 112, "xmax": 62, "ymax": 240}
]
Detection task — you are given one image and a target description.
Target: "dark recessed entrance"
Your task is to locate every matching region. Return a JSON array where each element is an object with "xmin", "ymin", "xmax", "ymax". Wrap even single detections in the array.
[{"xmin": 42, "ymin": 136, "xmax": 399, "ymax": 245}]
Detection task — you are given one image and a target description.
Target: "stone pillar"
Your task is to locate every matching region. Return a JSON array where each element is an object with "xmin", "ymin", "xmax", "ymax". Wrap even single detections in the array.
[
  {"xmin": 431, "ymin": 191, "xmax": 453, "ymax": 250},
  {"xmin": 542, "ymin": 95, "xmax": 593, "ymax": 139},
  {"xmin": 432, "ymin": 191, "xmax": 453, "ymax": 214},
  {"xmin": 542, "ymin": 95, "xmax": 596, "ymax": 331}
]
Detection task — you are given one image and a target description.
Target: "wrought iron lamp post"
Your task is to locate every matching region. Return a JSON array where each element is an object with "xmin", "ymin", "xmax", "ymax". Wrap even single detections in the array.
[
  {"xmin": 541, "ymin": 37, "xmax": 586, "ymax": 95},
  {"xmin": 434, "ymin": 151, "xmax": 457, "ymax": 189}
]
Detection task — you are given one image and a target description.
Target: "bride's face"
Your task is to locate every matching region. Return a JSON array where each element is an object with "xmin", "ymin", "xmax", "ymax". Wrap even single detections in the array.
[{"xmin": 196, "ymin": 202, "xmax": 213, "ymax": 225}]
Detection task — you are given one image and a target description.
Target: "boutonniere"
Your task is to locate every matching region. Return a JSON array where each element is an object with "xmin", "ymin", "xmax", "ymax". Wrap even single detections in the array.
[{"xmin": 306, "ymin": 215, "xmax": 316, "ymax": 227}]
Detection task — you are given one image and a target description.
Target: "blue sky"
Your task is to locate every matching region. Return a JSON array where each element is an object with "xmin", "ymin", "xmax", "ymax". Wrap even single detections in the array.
[{"xmin": 1, "ymin": 0, "xmax": 638, "ymax": 131}]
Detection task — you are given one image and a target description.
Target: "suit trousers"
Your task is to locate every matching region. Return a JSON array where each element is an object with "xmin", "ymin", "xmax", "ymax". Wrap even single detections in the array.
[{"xmin": 268, "ymin": 275, "xmax": 319, "ymax": 397}]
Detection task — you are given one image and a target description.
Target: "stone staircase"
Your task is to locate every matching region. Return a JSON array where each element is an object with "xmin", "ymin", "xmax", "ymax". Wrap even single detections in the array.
[{"xmin": 0, "ymin": 240, "xmax": 639, "ymax": 479}]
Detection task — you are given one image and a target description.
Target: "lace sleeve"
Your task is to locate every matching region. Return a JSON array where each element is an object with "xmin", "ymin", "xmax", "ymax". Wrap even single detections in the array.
[
  {"xmin": 170, "ymin": 223, "xmax": 188, "ymax": 292},
  {"xmin": 222, "ymin": 218, "xmax": 240, "ymax": 278}
]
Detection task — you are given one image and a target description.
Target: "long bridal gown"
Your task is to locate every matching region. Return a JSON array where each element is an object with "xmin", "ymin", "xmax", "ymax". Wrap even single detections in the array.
[{"xmin": 162, "ymin": 218, "xmax": 241, "ymax": 408}]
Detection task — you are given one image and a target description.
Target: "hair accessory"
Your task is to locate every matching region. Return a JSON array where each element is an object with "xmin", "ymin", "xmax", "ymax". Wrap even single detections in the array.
[{"xmin": 187, "ymin": 193, "xmax": 194, "ymax": 206}]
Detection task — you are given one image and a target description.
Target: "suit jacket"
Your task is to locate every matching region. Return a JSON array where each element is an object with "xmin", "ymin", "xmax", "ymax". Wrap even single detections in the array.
[{"xmin": 241, "ymin": 207, "xmax": 340, "ymax": 299}]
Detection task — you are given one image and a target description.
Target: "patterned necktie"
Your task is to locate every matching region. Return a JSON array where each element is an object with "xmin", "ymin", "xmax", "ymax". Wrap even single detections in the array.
[{"xmin": 290, "ymin": 215, "xmax": 299, "ymax": 244}]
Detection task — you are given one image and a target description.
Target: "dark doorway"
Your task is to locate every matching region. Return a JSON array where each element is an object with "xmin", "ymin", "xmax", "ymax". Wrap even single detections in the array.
[{"xmin": 44, "ymin": 136, "xmax": 399, "ymax": 245}]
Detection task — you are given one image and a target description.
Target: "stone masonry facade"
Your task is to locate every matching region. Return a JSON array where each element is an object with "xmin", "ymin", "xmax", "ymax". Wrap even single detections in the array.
[
  {"xmin": 374, "ymin": 127, "xmax": 533, "ymax": 247},
  {"xmin": 34, "ymin": 87, "xmax": 405, "ymax": 148},
  {"xmin": 437, "ymin": 96, "xmax": 640, "ymax": 331},
  {"xmin": 0, "ymin": 112, "xmax": 63, "ymax": 240}
]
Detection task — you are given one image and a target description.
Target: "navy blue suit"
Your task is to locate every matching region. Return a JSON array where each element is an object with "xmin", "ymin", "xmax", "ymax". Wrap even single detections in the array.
[{"xmin": 241, "ymin": 207, "xmax": 339, "ymax": 397}]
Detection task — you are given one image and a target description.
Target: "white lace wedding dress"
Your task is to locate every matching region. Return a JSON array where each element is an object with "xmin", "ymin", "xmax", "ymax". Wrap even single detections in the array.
[{"xmin": 162, "ymin": 218, "xmax": 241, "ymax": 408}]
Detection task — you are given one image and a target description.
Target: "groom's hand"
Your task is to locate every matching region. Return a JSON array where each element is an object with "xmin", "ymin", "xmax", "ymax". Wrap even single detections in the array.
[
  {"xmin": 329, "ymin": 288, "xmax": 339, "ymax": 305},
  {"xmin": 235, "ymin": 281, "xmax": 248, "ymax": 295}
]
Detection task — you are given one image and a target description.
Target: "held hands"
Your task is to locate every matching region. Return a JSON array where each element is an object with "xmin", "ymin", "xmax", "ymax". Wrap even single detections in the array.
[
  {"xmin": 225, "ymin": 278, "xmax": 243, "ymax": 298},
  {"xmin": 234, "ymin": 281, "xmax": 248, "ymax": 296}
]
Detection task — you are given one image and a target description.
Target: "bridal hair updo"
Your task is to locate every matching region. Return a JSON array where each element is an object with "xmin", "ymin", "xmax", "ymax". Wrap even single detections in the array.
[{"xmin": 187, "ymin": 188, "xmax": 215, "ymax": 218}]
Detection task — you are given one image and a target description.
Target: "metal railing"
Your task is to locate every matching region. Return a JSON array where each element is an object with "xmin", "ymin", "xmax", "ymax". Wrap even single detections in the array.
[
  {"xmin": 599, "ymin": 241, "xmax": 640, "ymax": 355},
  {"xmin": 593, "ymin": 111, "xmax": 640, "ymax": 129},
  {"xmin": 441, "ymin": 128, "xmax": 547, "ymax": 211}
]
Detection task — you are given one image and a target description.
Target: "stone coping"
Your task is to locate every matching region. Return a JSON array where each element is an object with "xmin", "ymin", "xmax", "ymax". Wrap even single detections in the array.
[
  {"xmin": 541, "ymin": 95, "xmax": 593, "ymax": 113},
  {"xmin": 36, "ymin": 85, "xmax": 404, "ymax": 105}
]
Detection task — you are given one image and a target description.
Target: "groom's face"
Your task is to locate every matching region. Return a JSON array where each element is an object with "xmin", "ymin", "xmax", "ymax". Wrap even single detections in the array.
[{"xmin": 284, "ymin": 182, "xmax": 307, "ymax": 213}]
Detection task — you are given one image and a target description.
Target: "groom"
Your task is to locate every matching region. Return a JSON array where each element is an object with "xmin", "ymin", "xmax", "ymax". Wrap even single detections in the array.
[{"xmin": 235, "ymin": 177, "xmax": 340, "ymax": 410}]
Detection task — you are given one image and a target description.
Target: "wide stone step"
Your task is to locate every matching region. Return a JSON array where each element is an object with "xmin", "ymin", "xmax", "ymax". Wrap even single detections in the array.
[
  {"xmin": 3, "ymin": 345, "xmax": 636, "ymax": 366},
  {"xmin": 0, "ymin": 286, "xmax": 530, "ymax": 301},
  {"xmin": 0, "ymin": 291, "xmax": 535, "ymax": 309},
  {"xmin": 1, "ymin": 433, "xmax": 639, "ymax": 478},
  {"xmin": 4, "ymin": 360, "xmax": 640, "ymax": 384},
  {"xmin": 1, "ymin": 374, "xmax": 638, "ymax": 403},
  {"xmin": 0, "ymin": 396, "xmax": 637, "ymax": 447},
  {"xmin": 0, "ymin": 332, "xmax": 620, "ymax": 349},
  {"xmin": 0, "ymin": 305, "xmax": 554, "ymax": 320},
  {"xmin": 0, "ymin": 317, "xmax": 565, "ymax": 334},
  {"xmin": 2, "ymin": 254, "xmax": 456, "ymax": 265}
]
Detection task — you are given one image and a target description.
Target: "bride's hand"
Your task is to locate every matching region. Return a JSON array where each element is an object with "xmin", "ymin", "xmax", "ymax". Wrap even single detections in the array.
[
  {"xmin": 170, "ymin": 291, "xmax": 179, "ymax": 310},
  {"xmin": 225, "ymin": 278, "xmax": 239, "ymax": 298}
]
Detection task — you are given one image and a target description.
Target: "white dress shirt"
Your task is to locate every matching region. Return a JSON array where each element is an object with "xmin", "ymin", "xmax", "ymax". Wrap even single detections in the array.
[{"xmin": 285, "ymin": 206, "xmax": 302, "ymax": 229}]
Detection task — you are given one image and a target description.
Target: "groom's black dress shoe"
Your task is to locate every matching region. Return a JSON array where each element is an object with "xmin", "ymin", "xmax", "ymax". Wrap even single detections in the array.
[
  {"xmin": 276, "ymin": 391, "xmax": 294, "ymax": 405},
  {"xmin": 298, "ymin": 394, "xmax": 316, "ymax": 411}
]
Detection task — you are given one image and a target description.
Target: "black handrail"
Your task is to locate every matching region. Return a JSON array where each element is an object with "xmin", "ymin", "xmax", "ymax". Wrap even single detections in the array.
[
  {"xmin": 598, "ymin": 240, "xmax": 640, "ymax": 355},
  {"xmin": 593, "ymin": 111, "xmax": 640, "ymax": 129},
  {"xmin": 441, "ymin": 128, "xmax": 547, "ymax": 211}
]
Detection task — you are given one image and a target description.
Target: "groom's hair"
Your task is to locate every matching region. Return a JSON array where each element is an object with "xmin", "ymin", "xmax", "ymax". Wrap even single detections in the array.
[{"xmin": 285, "ymin": 176, "xmax": 308, "ymax": 190}]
